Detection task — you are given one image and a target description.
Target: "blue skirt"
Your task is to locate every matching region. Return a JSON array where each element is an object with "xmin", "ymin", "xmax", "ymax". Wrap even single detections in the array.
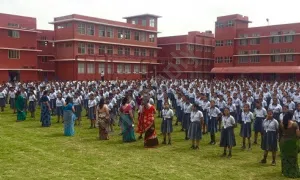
[
  {"xmin": 188, "ymin": 121, "xmax": 202, "ymax": 140},
  {"xmin": 182, "ymin": 113, "xmax": 191, "ymax": 130},
  {"xmin": 74, "ymin": 105, "xmax": 82, "ymax": 118},
  {"xmin": 88, "ymin": 106, "xmax": 96, "ymax": 120},
  {"xmin": 56, "ymin": 106, "xmax": 64, "ymax": 116},
  {"xmin": 0, "ymin": 98, "xmax": 5, "ymax": 107},
  {"xmin": 84, "ymin": 99, "xmax": 89, "ymax": 109},
  {"xmin": 10, "ymin": 98, "xmax": 15, "ymax": 109},
  {"xmin": 176, "ymin": 106, "xmax": 182, "ymax": 122},
  {"xmin": 261, "ymin": 131, "xmax": 278, "ymax": 151},
  {"xmin": 161, "ymin": 118, "xmax": 173, "ymax": 133},
  {"xmin": 203, "ymin": 110, "xmax": 208, "ymax": 125},
  {"xmin": 157, "ymin": 100, "xmax": 162, "ymax": 111},
  {"xmin": 28, "ymin": 101, "xmax": 36, "ymax": 112},
  {"xmin": 240, "ymin": 122, "xmax": 252, "ymax": 138},
  {"xmin": 220, "ymin": 127, "xmax": 236, "ymax": 147},
  {"xmin": 254, "ymin": 117, "xmax": 264, "ymax": 133},
  {"xmin": 208, "ymin": 117, "xmax": 217, "ymax": 134},
  {"xmin": 50, "ymin": 99, "xmax": 56, "ymax": 109}
]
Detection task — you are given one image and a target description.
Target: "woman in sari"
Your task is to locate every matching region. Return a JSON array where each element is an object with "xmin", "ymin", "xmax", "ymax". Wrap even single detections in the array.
[
  {"xmin": 139, "ymin": 95, "xmax": 159, "ymax": 148},
  {"xmin": 96, "ymin": 98, "xmax": 110, "ymax": 140},
  {"xmin": 15, "ymin": 91, "xmax": 26, "ymax": 122},
  {"xmin": 63, "ymin": 97, "xmax": 76, "ymax": 136},
  {"xmin": 119, "ymin": 96, "xmax": 136, "ymax": 142},
  {"xmin": 40, "ymin": 90, "xmax": 51, "ymax": 127},
  {"xmin": 280, "ymin": 112, "xmax": 300, "ymax": 178}
]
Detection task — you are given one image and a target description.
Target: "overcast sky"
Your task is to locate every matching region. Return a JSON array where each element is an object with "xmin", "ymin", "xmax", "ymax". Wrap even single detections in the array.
[{"xmin": 1, "ymin": 0, "xmax": 299, "ymax": 37}]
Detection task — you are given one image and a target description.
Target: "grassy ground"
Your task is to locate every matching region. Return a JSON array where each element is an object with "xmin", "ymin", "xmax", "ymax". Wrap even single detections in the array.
[{"xmin": 0, "ymin": 108, "xmax": 297, "ymax": 180}]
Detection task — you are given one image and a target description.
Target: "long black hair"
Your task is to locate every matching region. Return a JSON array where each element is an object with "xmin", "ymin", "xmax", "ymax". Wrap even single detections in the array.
[
  {"xmin": 122, "ymin": 96, "xmax": 128, "ymax": 106},
  {"xmin": 65, "ymin": 96, "xmax": 73, "ymax": 105},
  {"xmin": 16, "ymin": 90, "xmax": 21, "ymax": 98},
  {"xmin": 283, "ymin": 112, "xmax": 293, "ymax": 130},
  {"xmin": 99, "ymin": 98, "xmax": 105, "ymax": 109}
]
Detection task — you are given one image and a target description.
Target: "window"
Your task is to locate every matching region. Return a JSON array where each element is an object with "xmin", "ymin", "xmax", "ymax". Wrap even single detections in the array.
[
  {"xmin": 225, "ymin": 40, "xmax": 233, "ymax": 46},
  {"xmin": 196, "ymin": 46, "xmax": 203, "ymax": 51},
  {"xmin": 188, "ymin": 59, "xmax": 195, "ymax": 64},
  {"xmin": 87, "ymin": 63, "xmax": 95, "ymax": 74},
  {"xmin": 141, "ymin": 49, "xmax": 146, "ymax": 56},
  {"xmin": 87, "ymin": 43, "xmax": 94, "ymax": 55},
  {"xmin": 87, "ymin": 24, "xmax": 95, "ymax": 35},
  {"xmin": 250, "ymin": 56, "xmax": 260, "ymax": 63},
  {"xmin": 118, "ymin": 46, "xmax": 123, "ymax": 55},
  {"xmin": 250, "ymin": 38, "xmax": 260, "ymax": 45},
  {"xmin": 149, "ymin": 49, "xmax": 155, "ymax": 57},
  {"xmin": 176, "ymin": 44, "xmax": 180, "ymax": 50},
  {"xmin": 283, "ymin": 35, "xmax": 294, "ymax": 43},
  {"xmin": 176, "ymin": 58, "xmax": 181, "ymax": 64},
  {"xmin": 215, "ymin": 57, "xmax": 223, "ymax": 63},
  {"xmin": 41, "ymin": 56, "xmax": 48, "ymax": 63},
  {"xmin": 270, "ymin": 36, "xmax": 281, "ymax": 43},
  {"xmin": 99, "ymin": 25, "xmax": 105, "ymax": 37},
  {"xmin": 271, "ymin": 49, "xmax": 280, "ymax": 54},
  {"xmin": 238, "ymin": 57, "xmax": 248, "ymax": 63},
  {"xmin": 141, "ymin": 65, "xmax": 147, "ymax": 73},
  {"xmin": 125, "ymin": 47, "xmax": 130, "ymax": 56},
  {"xmin": 134, "ymin": 31, "xmax": 140, "ymax": 41},
  {"xmin": 78, "ymin": 43, "xmax": 85, "ymax": 54},
  {"xmin": 98, "ymin": 63, "xmax": 105, "ymax": 73},
  {"xmin": 124, "ymin": 29, "xmax": 131, "ymax": 39},
  {"xmin": 78, "ymin": 63, "xmax": 85, "ymax": 74},
  {"xmin": 134, "ymin": 65, "xmax": 140, "ymax": 73},
  {"xmin": 125, "ymin": 64, "xmax": 131, "ymax": 73},
  {"xmin": 8, "ymin": 30, "xmax": 20, "ymax": 38},
  {"xmin": 283, "ymin": 55, "xmax": 294, "ymax": 62},
  {"xmin": 249, "ymin": 50, "xmax": 259, "ymax": 54},
  {"xmin": 271, "ymin": 55, "xmax": 281, "ymax": 62},
  {"xmin": 227, "ymin": 20, "xmax": 234, "ymax": 27},
  {"xmin": 239, "ymin": 34, "xmax": 248, "ymax": 38},
  {"xmin": 107, "ymin": 45, "xmax": 113, "ymax": 55},
  {"xmin": 132, "ymin": 19, "xmax": 137, "ymax": 25},
  {"xmin": 215, "ymin": 22, "xmax": 224, "ymax": 28},
  {"xmin": 39, "ymin": 41, "xmax": 47, "ymax": 46},
  {"xmin": 99, "ymin": 45, "xmax": 105, "ymax": 55},
  {"xmin": 106, "ymin": 27, "xmax": 114, "ymax": 38},
  {"xmin": 188, "ymin": 45, "xmax": 195, "ymax": 51},
  {"xmin": 66, "ymin": 43, "xmax": 72, "ymax": 47},
  {"xmin": 216, "ymin": 40, "xmax": 224, "ymax": 46},
  {"xmin": 149, "ymin": 19, "xmax": 155, "ymax": 27},
  {"xmin": 252, "ymin": 33, "xmax": 260, "ymax": 37},
  {"xmin": 77, "ymin": 23, "xmax": 86, "ymax": 35},
  {"xmin": 239, "ymin": 39, "xmax": 247, "ymax": 46},
  {"xmin": 238, "ymin": 50, "xmax": 248, "ymax": 55},
  {"xmin": 134, "ymin": 48, "xmax": 140, "ymax": 56},
  {"xmin": 117, "ymin": 64, "xmax": 124, "ymax": 74},
  {"xmin": 149, "ymin": 34, "xmax": 155, "ymax": 42},
  {"xmin": 57, "ymin": 24, "xmax": 66, "ymax": 29},
  {"xmin": 118, "ymin": 29, "xmax": 124, "ymax": 39},
  {"xmin": 8, "ymin": 23, "xmax": 19, "ymax": 28},
  {"xmin": 142, "ymin": 19, "xmax": 147, "ymax": 26},
  {"xmin": 107, "ymin": 64, "xmax": 112, "ymax": 74},
  {"xmin": 140, "ymin": 32, "xmax": 146, "ymax": 42},
  {"xmin": 8, "ymin": 50, "xmax": 20, "ymax": 59}
]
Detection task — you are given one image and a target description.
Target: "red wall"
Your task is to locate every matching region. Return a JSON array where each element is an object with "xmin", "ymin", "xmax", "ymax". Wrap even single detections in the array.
[
  {"xmin": 20, "ymin": 71, "xmax": 38, "ymax": 82},
  {"xmin": 0, "ymin": 50, "xmax": 37, "ymax": 68},
  {"xmin": 0, "ymin": 13, "xmax": 36, "ymax": 29},
  {"xmin": 0, "ymin": 29, "xmax": 37, "ymax": 49}
]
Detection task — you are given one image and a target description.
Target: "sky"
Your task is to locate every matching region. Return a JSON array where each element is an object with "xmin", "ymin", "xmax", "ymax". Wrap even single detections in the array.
[{"xmin": 1, "ymin": 0, "xmax": 300, "ymax": 37}]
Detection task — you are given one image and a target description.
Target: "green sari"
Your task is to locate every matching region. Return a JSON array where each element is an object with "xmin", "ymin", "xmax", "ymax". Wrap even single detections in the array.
[{"xmin": 16, "ymin": 95, "xmax": 26, "ymax": 121}]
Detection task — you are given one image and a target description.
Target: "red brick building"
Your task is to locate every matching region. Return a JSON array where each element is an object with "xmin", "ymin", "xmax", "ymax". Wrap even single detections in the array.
[
  {"xmin": 49, "ymin": 14, "xmax": 161, "ymax": 81},
  {"xmin": 157, "ymin": 31, "xmax": 215, "ymax": 79},
  {"xmin": 0, "ymin": 13, "xmax": 42, "ymax": 82},
  {"xmin": 212, "ymin": 14, "xmax": 300, "ymax": 80}
]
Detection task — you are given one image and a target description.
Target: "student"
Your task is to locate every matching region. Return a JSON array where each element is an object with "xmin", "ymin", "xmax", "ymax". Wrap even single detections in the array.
[
  {"xmin": 0, "ymin": 86, "xmax": 5, "ymax": 112},
  {"xmin": 253, "ymin": 102, "xmax": 267, "ymax": 145},
  {"xmin": 28, "ymin": 91, "xmax": 36, "ymax": 118},
  {"xmin": 240, "ymin": 104, "xmax": 254, "ymax": 150},
  {"xmin": 188, "ymin": 104, "xmax": 204, "ymax": 150},
  {"xmin": 208, "ymin": 100, "xmax": 222, "ymax": 145},
  {"xmin": 260, "ymin": 110, "xmax": 279, "ymax": 166},
  {"xmin": 156, "ymin": 90, "xmax": 163, "ymax": 117},
  {"xmin": 293, "ymin": 104, "xmax": 300, "ymax": 127},
  {"xmin": 268, "ymin": 98, "xmax": 282, "ymax": 122},
  {"xmin": 161, "ymin": 102, "xmax": 174, "ymax": 145},
  {"xmin": 73, "ymin": 92, "xmax": 82, "ymax": 126},
  {"xmin": 202, "ymin": 96, "xmax": 210, "ymax": 134},
  {"xmin": 183, "ymin": 97, "xmax": 193, "ymax": 140},
  {"xmin": 49, "ymin": 89, "xmax": 56, "ymax": 116},
  {"xmin": 88, "ymin": 93, "xmax": 97, "ymax": 128},
  {"xmin": 218, "ymin": 96, "xmax": 226, "ymax": 131},
  {"xmin": 9, "ymin": 87, "xmax": 16, "ymax": 114},
  {"xmin": 220, "ymin": 107, "xmax": 236, "ymax": 158},
  {"xmin": 56, "ymin": 93, "xmax": 65, "ymax": 123}
]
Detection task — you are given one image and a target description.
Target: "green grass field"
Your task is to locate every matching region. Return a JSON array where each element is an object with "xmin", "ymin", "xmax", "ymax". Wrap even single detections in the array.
[{"xmin": 0, "ymin": 108, "xmax": 297, "ymax": 180}]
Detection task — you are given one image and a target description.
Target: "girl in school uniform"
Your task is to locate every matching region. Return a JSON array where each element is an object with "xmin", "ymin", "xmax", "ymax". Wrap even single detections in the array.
[
  {"xmin": 240, "ymin": 104, "xmax": 254, "ymax": 150},
  {"xmin": 183, "ymin": 97, "xmax": 193, "ymax": 140},
  {"xmin": 49, "ymin": 89, "xmax": 56, "ymax": 116},
  {"xmin": 88, "ymin": 93, "xmax": 97, "ymax": 128},
  {"xmin": 220, "ymin": 107, "xmax": 236, "ymax": 158},
  {"xmin": 174, "ymin": 93, "xmax": 182, "ymax": 126},
  {"xmin": 226, "ymin": 97, "xmax": 236, "ymax": 118},
  {"xmin": 28, "ymin": 91, "xmax": 36, "ymax": 118},
  {"xmin": 73, "ymin": 92, "xmax": 82, "ymax": 126},
  {"xmin": 156, "ymin": 90, "xmax": 164, "ymax": 118},
  {"xmin": 268, "ymin": 98, "xmax": 282, "ymax": 122},
  {"xmin": 260, "ymin": 110, "xmax": 279, "ymax": 166},
  {"xmin": 161, "ymin": 102, "xmax": 174, "ymax": 145},
  {"xmin": 208, "ymin": 100, "xmax": 222, "ymax": 145},
  {"xmin": 293, "ymin": 103, "xmax": 300, "ymax": 127},
  {"xmin": 202, "ymin": 96, "xmax": 210, "ymax": 134},
  {"xmin": 253, "ymin": 102, "xmax": 267, "ymax": 145},
  {"xmin": 83, "ymin": 91, "xmax": 90, "ymax": 117},
  {"xmin": 0, "ymin": 86, "xmax": 5, "ymax": 112},
  {"xmin": 218, "ymin": 96, "xmax": 226, "ymax": 131},
  {"xmin": 56, "ymin": 93, "xmax": 65, "ymax": 123},
  {"xmin": 9, "ymin": 88, "xmax": 16, "ymax": 114},
  {"xmin": 188, "ymin": 104, "xmax": 204, "ymax": 150}
]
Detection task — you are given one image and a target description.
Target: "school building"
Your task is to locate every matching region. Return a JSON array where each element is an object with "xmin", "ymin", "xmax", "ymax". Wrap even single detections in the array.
[
  {"xmin": 212, "ymin": 14, "xmax": 300, "ymax": 80},
  {"xmin": 157, "ymin": 31, "xmax": 215, "ymax": 79}
]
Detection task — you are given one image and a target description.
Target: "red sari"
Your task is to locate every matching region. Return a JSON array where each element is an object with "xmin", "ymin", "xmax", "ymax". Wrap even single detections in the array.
[{"xmin": 138, "ymin": 104, "xmax": 158, "ymax": 147}]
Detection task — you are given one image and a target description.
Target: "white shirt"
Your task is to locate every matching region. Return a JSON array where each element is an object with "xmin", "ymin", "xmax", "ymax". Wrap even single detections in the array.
[
  {"xmin": 73, "ymin": 97, "xmax": 81, "ymax": 106},
  {"xmin": 254, "ymin": 108, "xmax": 267, "ymax": 118},
  {"xmin": 9, "ymin": 91, "xmax": 16, "ymax": 98},
  {"xmin": 269, "ymin": 104, "xmax": 282, "ymax": 114},
  {"xmin": 0, "ymin": 91, "xmax": 5, "ymax": 98},
  {"xmin": 56, "ymin": 98, "xmax": 65, "ymax": 107},
  {"xmin": 222, "ymin": 115, "xmax": 235, "ymax": 129},
  {"xmin": 162, "ymin": 109, "xmax": 174, "ymax": 120},
  {"xmin": 293, "ymin": 110, "xmax": 300, "ymax": 122},
  {"xmin": 208, "ymin": 107, "xmax": 221, "ymax": 117},
  {"xmin": 241, "ymin": 112, "xmax": 254, "ymax": 124},
  {"xmin": 190, "ymin": 110, "xmax": 203, "ymax": 122},
  {"xmin": 263, "ymin": 119, "xmax": 279, "ymax": 132},
  {"xmin": 29, "ymin": 95, "xmax": 36, "ymax": 102},
  {"xmin": 88, "ymin": 99, "xmax": 97, "ymax": 108},
  {"xmin": 183, "ymin": 103, "xmax": 193, "ymax": 113}
]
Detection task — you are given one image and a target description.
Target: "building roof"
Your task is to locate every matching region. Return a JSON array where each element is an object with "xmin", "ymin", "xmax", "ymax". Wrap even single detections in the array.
[
  {"xmin": 211, "ymin": 66, "xmax": 300, "ymax": 74},
  {"xmin": 123, "ymin": 14, "xmax": 162, "ymax": 19}
]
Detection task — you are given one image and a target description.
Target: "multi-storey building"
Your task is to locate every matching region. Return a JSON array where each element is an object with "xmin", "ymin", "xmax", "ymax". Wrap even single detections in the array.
[
  {"xmin": 0, "ymin": 13, "xmax": 41, "ymax": 82},
  {"xmin": 49, "ymin": 14, "xmax": 161, "ymax": 81},
  {"xmin": 157, "ymin": 31, "xmax": 215, "ymax": 79},
  {"xmin": 212, "ymin": 14, "xmax": 300, "ymax": 80}
]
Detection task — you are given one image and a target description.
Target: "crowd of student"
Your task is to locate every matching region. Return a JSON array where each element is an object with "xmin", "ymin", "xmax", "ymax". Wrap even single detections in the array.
[{"xmin": 0, "ymin": 78, "xmax": 299, "ymax": 178}]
